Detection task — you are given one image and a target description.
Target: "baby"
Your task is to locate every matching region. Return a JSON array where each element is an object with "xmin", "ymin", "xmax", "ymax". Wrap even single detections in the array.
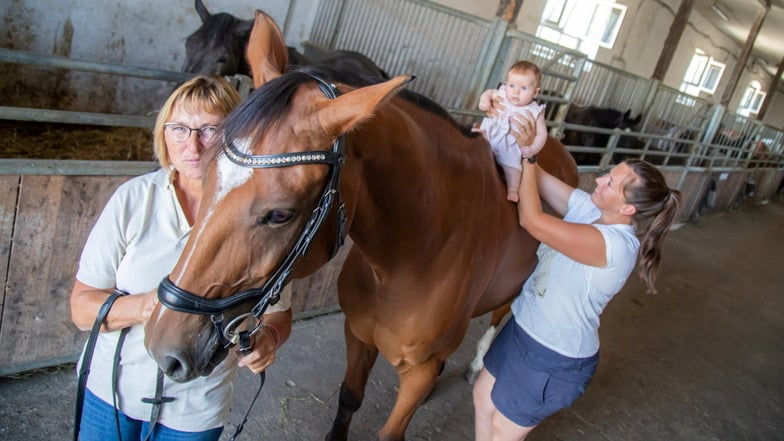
[{"xmin": 478, "ymin": 61, "xmax": 548, "ymax": 202}]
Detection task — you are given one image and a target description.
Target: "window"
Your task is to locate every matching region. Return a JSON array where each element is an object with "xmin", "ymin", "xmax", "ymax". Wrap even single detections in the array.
[
  {"xmin": 543, "ymin": 0, "xmax": 568, "ymax": 25},
  {"xmin": 680, "ymin": 50, "xmax": 725, "ymax": 96},
  {"xmin": 738, "ymin": 81, "xmax": 766, "ymax": 116},
  {"xmin": 584, "ymin": 1, "xmax": 627, "ymax": 48},
  {"xmin": 536, "ymin": 0, "xmax": 627, "ymax": 59}
]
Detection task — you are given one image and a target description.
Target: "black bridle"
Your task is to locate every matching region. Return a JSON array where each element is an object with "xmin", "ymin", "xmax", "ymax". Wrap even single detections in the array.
[{"xmin": 157, "ymin": 74, "xmax": 347, "ymax": 350}]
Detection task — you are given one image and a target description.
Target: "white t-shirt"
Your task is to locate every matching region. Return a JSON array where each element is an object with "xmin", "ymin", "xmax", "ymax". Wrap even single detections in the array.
[
  {"xmin": 76, "ymin": 168, "xmax": 291, "ymax": 431},
  {"xmin": 512, "ymin": 189, "xmax": 639, "ymax": 358}
]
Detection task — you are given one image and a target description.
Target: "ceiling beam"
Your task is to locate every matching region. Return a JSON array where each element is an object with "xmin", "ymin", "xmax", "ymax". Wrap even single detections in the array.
[
  {"xmin": 720, "ymin": 4, "xmax": 770, "ymax": 105},
  {"xmin": 652, "ymin": 0, "xmax": 696, "ymax": 81}
]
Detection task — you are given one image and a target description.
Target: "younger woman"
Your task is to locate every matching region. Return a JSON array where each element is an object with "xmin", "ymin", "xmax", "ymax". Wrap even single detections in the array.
[{"xmin": 473, "ymin": 114, "xmax": 681, "ymax": 440}]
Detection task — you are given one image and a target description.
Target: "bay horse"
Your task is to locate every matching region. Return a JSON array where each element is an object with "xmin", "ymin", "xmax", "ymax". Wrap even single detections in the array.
[{"xmin": 145, "ymin": 10, "xmax": 578, "ymax": 441}]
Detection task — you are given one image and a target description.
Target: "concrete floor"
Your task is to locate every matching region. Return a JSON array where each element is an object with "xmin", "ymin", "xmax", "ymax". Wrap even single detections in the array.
[{"xmin": 1, "ymin": 200, "xmax": 782, "ymax": 440}]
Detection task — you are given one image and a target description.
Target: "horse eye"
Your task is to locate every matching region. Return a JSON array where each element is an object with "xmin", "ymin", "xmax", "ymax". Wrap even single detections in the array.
[{"xmin": 256, "ymin": 211, "xmax": 293, "ymax": 226}]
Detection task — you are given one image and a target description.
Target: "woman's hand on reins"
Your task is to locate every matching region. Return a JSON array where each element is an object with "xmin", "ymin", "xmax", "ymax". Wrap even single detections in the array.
[
  {"xmin": 237, "ymin": 309, "xmax": 293, "ymax": 374},
  {"xmin": 237, "ymin": 327, "xmax": 278, "ymax": 374}
]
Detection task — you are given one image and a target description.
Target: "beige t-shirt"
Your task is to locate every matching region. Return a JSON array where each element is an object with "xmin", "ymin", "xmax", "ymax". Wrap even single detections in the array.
[{"xmin": 76, "ymin": 168, "xmax": 290, "ymax": 431}]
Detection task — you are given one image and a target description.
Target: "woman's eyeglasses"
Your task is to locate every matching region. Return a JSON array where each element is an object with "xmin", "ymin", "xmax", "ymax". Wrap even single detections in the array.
[{"xmin": 164, "ymin": 123, "xmax": 219, "ymax": 143}]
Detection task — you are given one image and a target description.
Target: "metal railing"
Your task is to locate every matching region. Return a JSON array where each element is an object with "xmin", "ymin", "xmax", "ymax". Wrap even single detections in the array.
[{"xmin": 0, "ymin": 48, "xmax": 191, "ymax": 128}]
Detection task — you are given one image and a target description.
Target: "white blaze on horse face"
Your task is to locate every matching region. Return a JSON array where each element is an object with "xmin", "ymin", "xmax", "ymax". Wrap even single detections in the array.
[
  {"xmin": 174, "ymin": 137, "xmax": 254, "ymax": 281},
  {"xmin": 215, "ymin": 137, "xmax": 255, "ymax": 202}
]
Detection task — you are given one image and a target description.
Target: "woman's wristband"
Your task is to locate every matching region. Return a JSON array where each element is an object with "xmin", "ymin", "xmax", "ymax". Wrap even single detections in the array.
[
  {"xmin": 260, "ymin": 322, "xmax": 281, "ymax": 349},
  {"xmin": 524, "ymin": 155, "xmax": 537, "ymax": 164}
]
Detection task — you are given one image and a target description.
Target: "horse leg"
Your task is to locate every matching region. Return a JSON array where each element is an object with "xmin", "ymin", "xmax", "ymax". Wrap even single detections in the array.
[
  {"xmin": 464, "ymin": 302, "xmax": 511, "ymax": 384},
  {"xmin": 377, "ymin": 358, "xmax": 444, "ymax": 441},
  {"xmin": 325, "ymin": 320, "xmax": 379, "ymax": 441}
]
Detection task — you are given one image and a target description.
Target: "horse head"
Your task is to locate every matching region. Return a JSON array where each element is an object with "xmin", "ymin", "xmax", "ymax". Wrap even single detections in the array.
[
  {"xmin": 619, "ymin": 109, "xmax": 642, "ymax": 130},
  {"xmin": 183, "ymin": 0, "xmax": 253, "ymax": 76},
  {"xmin": 146, "ymin": 16, "xmax": 410, "ymax": 380}
]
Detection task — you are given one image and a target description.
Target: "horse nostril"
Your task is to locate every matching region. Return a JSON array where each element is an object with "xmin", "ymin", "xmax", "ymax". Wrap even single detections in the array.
[{"xmin": 161, "ymin": 354, "xmax": 191, "ymax": 382}]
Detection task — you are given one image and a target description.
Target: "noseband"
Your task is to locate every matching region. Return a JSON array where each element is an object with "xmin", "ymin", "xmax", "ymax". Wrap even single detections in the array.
[{"xmin": 158, "ymin": 74, "xmax": 347, "ymax": 350}]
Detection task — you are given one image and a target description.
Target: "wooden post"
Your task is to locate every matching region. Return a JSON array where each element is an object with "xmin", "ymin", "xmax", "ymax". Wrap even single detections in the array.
[
  {"xmin": 756, "ymin": 55, "xmax": 783, "ymax": 121},
  {"xmin": 652, "ymin": 0, "xmax": 695, "ymax": 81},
  {"xmin": 496, "ymin": 0, "xmax": 523, "ymax": 23},
  {"xmin": 720, "ymin": 4, "xmax": 769, "ymax": 106}
]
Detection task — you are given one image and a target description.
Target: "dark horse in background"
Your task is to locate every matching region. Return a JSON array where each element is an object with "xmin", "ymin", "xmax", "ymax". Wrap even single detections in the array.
[
  {"xmin": 563, "ymin": 104, "xmax": 642, "ymax": 165},
  {"xmin": 146, "ymin": 10, "xmax": 578, "ymax": 441},
  {"xmin": 183, "ymin": 0, "xmax": 388, "ymax": 78}
]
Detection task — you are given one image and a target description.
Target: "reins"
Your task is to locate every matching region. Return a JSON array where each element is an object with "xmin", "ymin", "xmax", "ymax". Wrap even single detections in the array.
[
  {"xmin": 73, "ymin": 289, "xmax": 173, "ymax": 441},
  {"xmin": 73, "ymin": 288, "xmax": 263, "ymax": 440},
  {"xmin": 74, "ymin": 289, "xmax": 127, "ymax": 441}
]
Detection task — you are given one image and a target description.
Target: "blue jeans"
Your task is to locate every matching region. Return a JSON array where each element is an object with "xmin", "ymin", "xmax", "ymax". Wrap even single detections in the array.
[{"xmin": 78, "ymin": 389, "xmax": 223, "ymax": 441}]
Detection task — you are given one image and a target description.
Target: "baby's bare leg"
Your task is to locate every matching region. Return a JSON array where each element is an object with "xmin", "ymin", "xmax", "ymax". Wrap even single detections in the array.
[{"xmin": 501, "ymin": 165, "xmax": 521, "ymax": 202}]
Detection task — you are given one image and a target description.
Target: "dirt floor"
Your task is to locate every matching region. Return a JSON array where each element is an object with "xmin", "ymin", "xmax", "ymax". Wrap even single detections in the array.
[{"xmin": 1, "ymin": 200, "xmax": 783, "ymax": 441}]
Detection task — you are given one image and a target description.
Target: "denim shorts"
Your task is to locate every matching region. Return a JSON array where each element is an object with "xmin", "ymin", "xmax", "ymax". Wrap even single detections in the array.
[
  {"xmin": 78, "ymin": 389, "xmax": 223, "ymax": 441},
  {"xmin": 483, "ymin": 320, "xmax": 599, "ymax": 427}
]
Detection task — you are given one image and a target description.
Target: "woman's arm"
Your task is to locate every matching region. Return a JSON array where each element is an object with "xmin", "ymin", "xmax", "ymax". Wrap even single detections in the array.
[
  {"xmin": 70, "ymin": 280, "xmax": 156, "ymax": 332},
  {"xmin": 518, "ymin": 161, "xmax": 608, "ymax": 267}
]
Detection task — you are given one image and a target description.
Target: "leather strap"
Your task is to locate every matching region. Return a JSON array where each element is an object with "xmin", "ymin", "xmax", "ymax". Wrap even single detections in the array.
[
  {"xmin": 73, "ymin": 289, "xmax": 128, "ymax": 441},
  {"xmin": 140, "ymin": 369, "xmax": 175, "ymax": 441}
]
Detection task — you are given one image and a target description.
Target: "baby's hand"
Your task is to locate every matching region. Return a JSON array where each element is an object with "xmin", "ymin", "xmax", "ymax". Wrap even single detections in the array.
[
  {"xmin": 478, "ymin": 90, "xmax": 494, "ymax": 112},
  {"xmin": 479, "ymin": 89, "xmax": 503, "ymax": 113}
]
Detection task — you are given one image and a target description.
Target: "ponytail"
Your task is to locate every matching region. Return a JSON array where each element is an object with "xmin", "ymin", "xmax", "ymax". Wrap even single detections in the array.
[{"xmin": 622, "ymin": 159, "xmax": 682, "ymax": 294}]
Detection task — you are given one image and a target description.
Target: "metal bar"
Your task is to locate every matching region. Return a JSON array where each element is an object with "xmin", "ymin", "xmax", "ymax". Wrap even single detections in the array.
[
  {"xmin": 0, "ymin": 48, "xmax": 191, "ymax": 82},
  {"xmin": 0, "ymin": 106, "xmax": 154, "ymax": 128},
  {"xmin": 0, "ymin": 159, "xmax": 157, "ymax": 176}
]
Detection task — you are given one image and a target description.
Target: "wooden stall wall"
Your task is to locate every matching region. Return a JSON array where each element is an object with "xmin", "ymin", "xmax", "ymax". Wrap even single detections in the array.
[
  {"xmin": 0, "ymin": 175, "xmax": 126, "ymax": 374},
  {"xmin": 0, "ymin": 172, "xmax": 341, "ymax": 376}
]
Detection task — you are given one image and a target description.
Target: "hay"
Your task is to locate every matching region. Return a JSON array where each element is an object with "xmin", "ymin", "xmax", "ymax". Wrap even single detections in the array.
[{"xmin": 0, "ymin": 121, "xmax": 155, "ymax": 161}]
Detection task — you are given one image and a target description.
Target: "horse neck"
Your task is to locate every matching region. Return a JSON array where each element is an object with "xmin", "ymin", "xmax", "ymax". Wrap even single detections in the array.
[{"xmin": 341, "ymin": 106, "xmax": 516, "ymax": 267}]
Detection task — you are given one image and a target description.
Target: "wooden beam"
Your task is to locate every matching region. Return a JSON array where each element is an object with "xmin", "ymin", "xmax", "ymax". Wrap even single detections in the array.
[
  {"xmin": 496, "ymin": 0, "xmax": 523, "ymax": 23},
  {"xmin": 720, "ymin": 4, "xmax": 770, "ymax": 106},
  {"xmin": 652, "ymin": 0, "xmax": 696, "ymax": 81}
]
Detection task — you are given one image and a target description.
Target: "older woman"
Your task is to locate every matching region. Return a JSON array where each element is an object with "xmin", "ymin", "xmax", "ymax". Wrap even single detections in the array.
[{"xmin": 70, "ymin": 76, "xmax": 292, "ymax": 441}]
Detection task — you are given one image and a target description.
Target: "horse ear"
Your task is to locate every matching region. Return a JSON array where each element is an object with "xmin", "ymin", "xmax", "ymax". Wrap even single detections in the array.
[
  {"xmin": 318, "ymin": 76, "xmax": 411, "ymax": 137},
  {"xmin": 195, "ymin": 0, "xmax": 210, "ymax": 23},
  {"xmin": 246, "ymin": 9, "xmax": 288, "ymax": 88}
]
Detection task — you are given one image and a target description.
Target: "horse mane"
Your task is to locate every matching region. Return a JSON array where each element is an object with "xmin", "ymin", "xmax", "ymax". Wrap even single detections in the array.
[{"xmin": 218, "ymin": 65, "xmax": 476, "ymax": 154}]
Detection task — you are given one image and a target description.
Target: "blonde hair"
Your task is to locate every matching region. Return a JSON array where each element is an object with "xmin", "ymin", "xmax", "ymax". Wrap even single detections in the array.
[{"xmin": 152, "ymin": 76, "xmax": 242, "ymax": 170}]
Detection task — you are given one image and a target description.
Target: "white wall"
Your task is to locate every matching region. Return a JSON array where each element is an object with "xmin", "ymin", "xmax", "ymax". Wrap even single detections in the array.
[{"xmin": 0, "ymin": 0, "xmax": 315, "ymax": 114}]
